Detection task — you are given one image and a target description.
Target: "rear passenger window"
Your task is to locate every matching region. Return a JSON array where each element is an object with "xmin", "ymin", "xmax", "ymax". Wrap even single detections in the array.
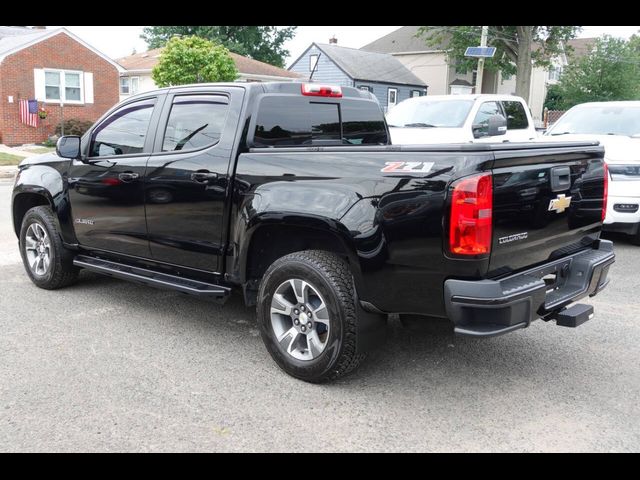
[
  {"xmin": 162, "ymin": 95, "xmax": 228, "ymax": 152},
  {"xmin": 253, "ymin": 96, "xmax": 388, "ymax": 147},
  {"xmin": 502, "ymin": 101, "xmax": 529, "ymax": 130}
]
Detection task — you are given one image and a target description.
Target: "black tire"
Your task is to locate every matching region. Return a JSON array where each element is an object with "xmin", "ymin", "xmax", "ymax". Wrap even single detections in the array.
[
  {"xmin": 630, "ymin": 229, "xmax": 640, "ymax": 246},
  {"xmin": 19, "ymin": 206, "xmax": 79, "ymax": 289},
  {"xmin": 257, "ymin": 250, "xmax": 366, "ymax": 383}
]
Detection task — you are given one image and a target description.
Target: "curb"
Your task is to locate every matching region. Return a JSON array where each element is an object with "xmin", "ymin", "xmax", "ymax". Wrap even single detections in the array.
[{"xmin": 0, "ymin": 168, "xmax": 17, "ymax": 181}]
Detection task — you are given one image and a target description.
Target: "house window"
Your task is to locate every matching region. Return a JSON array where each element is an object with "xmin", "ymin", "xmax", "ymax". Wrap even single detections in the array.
[
  {"xmin": 120, "ymin": 76, "xmax": 140, "ymax": 95},
  {"xmin": 358, "ymin": 85, "xmax": 372, "ymax": 92},
  {"xmin": 387, "ymin": 88, "xmax": 398, "ymax": 108},
  {"xmin": 411, "ymin": 90, "xmax": 422, "ymax": 98},
  {"xmin": 309, "ymin": 54, "xmax": 319, "ymax": 72},
  {"xmin": 549, "ymin": 66, "xmax": 562, "ymax": 82},
  {"xmin": 120, "ymin": 77, "xmax": 129, "ymax": 95},
  {"xmin": 44, "ymin": 69, "xmax": 83, "ymax": 103}
]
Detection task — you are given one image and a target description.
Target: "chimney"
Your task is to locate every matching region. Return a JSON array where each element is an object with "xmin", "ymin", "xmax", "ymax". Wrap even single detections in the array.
[
  {"xmin": 32, "ymin": 26, "xmax": 46, "ymax": 30},
  {"xmin": 329, "ymin": 36, "xmax": 337, "ymax": 44}
]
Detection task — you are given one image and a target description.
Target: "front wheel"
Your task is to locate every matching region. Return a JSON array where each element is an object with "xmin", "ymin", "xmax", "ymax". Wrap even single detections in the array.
[
  {"xmin": 257, "ymin": 250, "xmax": 366, "ymax": 383},
  {"xmin": 19, "ymin": 206, "xmax": 78, "ymax": 289}
]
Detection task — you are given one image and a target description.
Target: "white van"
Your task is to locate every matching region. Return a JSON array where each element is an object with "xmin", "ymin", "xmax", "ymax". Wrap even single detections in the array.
[{"xmin": 386, "ymin": 94, "xmax": 538, "ymax": 145}]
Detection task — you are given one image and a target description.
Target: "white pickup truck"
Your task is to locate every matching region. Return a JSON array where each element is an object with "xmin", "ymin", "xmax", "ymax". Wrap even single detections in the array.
[{"xmin": 387, "ymin": 94, "xmax": 538, "ymax": 145}]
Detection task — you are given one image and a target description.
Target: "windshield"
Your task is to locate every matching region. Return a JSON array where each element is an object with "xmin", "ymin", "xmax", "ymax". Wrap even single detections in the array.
[
  {"xmin": 386, "ymin": 99, "xmax": 474, "ymax": 128},
  {"xmin": 548, "ymin": 105, "xmax": 640, "ymax": 137}
]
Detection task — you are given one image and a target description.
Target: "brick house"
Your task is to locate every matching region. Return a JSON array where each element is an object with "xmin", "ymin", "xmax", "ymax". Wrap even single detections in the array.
[{"xmin": 0, "ymin": 26, "xmax": 121, "ymax": 146}]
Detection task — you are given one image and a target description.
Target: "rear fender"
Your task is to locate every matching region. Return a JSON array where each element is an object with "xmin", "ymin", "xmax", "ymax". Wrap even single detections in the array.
[{"xmin": 233, "ymin": 212, "xmax": 365, "ymax": 293}]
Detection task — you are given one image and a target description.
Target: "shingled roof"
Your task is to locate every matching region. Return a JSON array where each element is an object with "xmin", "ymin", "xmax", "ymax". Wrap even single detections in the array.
[
  {"xmin": 117, "ymin": 48, "xmax": 301, "ymax": 78},
  {"xmin": 0, "ymin": 27, "xmax": 53, "ymax": 56},
  {"xmin": 0, "ymin": 26, "xmax": 122, "ymax": 70},
  {"xmin": 312, "ymin": 43, "xmax": 425, "ymax": 86},
  {"xmin": 361, "ymin": 26, "xmax": 448, "ymax": 53},
  {"xmin": 363, "ymin": 27, "xmax": 598, "ymax": 62}
]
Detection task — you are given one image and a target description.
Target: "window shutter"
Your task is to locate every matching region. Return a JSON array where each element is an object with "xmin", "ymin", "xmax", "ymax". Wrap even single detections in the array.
[
  {"xmin": 84, "ymin": 72, "xmax": 94, "ymax": 104},
  {"xmin": 33, "ymin": 69, "xmax": 45, "ymax": 101}
]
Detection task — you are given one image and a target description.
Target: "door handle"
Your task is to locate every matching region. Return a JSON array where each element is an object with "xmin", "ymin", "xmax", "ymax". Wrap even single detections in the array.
[
  {"xmin": 191, "ymin": 171, "xmax": 218, "ymax": 183},
  {"xmin": 118, "ymin": 172, "xmax": 139, "ymax": 182}
]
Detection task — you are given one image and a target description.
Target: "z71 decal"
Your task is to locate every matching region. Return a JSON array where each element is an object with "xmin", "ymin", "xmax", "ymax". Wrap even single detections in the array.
[{"xmin": 381, "ymin": 161, "xmax": 434, "ymax": 174}]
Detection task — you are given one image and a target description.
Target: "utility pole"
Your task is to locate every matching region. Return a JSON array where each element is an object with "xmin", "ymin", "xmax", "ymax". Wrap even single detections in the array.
[{"xmin": 475, "ymin": 26, "xmax": 488, "ymax": 94}]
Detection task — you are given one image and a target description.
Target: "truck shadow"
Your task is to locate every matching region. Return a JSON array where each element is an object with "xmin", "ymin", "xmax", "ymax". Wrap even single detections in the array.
[
  {"xmin": 601, "ymin": 231, "xmax": 637, "ymax": 247},
  {"xmin": 72, "ymin": 269, "xmax": 587, "ymax": 389}
]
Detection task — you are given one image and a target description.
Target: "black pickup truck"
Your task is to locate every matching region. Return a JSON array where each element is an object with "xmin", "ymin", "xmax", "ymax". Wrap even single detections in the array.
[{"xmin": 12, "ymin": 82, "xmax": 615, "ymax": 382}]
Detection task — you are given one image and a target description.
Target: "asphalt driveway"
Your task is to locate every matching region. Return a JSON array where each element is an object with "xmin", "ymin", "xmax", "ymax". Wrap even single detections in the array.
[{"xmin": 0, "ymin": 180, "xmax": 638, "ymax": 452}]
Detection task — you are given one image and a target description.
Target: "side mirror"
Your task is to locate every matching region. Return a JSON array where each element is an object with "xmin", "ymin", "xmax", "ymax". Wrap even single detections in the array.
[
  {"xmin": 56, "ymin": 135, "xmax": 82, "ymax": 159},
  {"xmin": 487, "ymin": 114, "xmax": 507, "ymax": 136}
]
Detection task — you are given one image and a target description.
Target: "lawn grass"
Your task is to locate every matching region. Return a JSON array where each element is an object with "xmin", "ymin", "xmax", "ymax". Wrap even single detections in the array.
[
  {"xmin": 23, "ymin": 146, "xmax": 55, "ymax": 154},
  {"xmin": 0, "ymin": 152, "xmax": 26, "ymax": 166}
]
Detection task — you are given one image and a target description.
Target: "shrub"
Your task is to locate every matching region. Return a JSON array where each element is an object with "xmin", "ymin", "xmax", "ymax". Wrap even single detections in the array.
[
  {"xmin": 55, "ymin": 119, "xmax": 94, "ymax": 137},
  {"xmin": 43, "ymin": 136, "xmax": 58, "ymax": 148}
]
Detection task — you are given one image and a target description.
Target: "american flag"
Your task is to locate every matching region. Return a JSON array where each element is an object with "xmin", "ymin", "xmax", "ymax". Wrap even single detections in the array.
[{"xmin": 19, "ymin": 99, "xmax": 38, "ymax": 128}]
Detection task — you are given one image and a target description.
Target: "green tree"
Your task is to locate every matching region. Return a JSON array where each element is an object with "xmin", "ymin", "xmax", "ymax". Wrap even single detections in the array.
[
  {"xmin": 151, "ymin": 36, "xmax": 238, "ymax": 87},
  {"xmin": 554, "ymin": 35, "xmax": 640, "ymax": 108},
  {"xmin": 141, "ymin": 26, "xmax": 297, "ymax": 68},
  {"xmin": 543, "ymin": 83, "xmax": 566, "ymax": 111},
  {"xmin": 418, "ymin": 26, "xmax": 580, "ymax": 102}
]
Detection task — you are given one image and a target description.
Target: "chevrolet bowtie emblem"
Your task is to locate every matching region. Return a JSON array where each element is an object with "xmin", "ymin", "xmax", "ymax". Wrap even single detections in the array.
[{"xmin": 548, "ymin": 194, "xmax": 572, "ymax": 213}]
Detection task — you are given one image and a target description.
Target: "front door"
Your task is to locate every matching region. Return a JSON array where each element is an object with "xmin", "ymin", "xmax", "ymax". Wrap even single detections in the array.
[
  {"xmin": 68, "ymin": 96, "xmax": 161, "ymax": 258},
  {"xmin": 144, "ymin": 88, "xmax": 242, "ymax": 272}
]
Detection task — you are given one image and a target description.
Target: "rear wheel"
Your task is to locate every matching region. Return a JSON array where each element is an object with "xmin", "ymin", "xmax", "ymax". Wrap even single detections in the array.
[
  {"xmin": 19, "ymin": 206, "xmax": 78, "ymax": 289},
  {"xmin": 257, "ymin": 250, "xmax": 366, "ymax": 383}
]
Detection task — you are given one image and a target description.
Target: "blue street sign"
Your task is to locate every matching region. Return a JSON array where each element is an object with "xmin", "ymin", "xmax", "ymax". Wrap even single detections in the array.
[{"xmin": 464, "ymin": 46, "xmax": 497, "ymax": 58}]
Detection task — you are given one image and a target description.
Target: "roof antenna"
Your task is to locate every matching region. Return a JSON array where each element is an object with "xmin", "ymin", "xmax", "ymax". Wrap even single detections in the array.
[{"xmin": 309, "ymin": 52, "xmax": 321, "ymax": 82}]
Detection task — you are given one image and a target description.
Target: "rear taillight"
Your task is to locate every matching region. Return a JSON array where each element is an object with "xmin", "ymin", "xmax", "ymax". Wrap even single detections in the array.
[
  {"xmin": 602, "ymin": 162, "xmax": 609, "ymax": 222},
  {"xmin": 449, "ymin": 173, "xmax": 493, "ymax": 256},
  {"xmin": 301, "ymin": 83, "xmax": 342, "ymax": 97}
]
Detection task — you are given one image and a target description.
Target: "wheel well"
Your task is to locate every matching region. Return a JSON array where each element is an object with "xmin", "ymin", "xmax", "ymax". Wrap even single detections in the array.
[
  {"xmin": 12, "ymin": 193, "xmax": 50, "ymax": 236},
  {"xmin": 244, "ymin": 224, "xmax": 351, "ymax": 305}
]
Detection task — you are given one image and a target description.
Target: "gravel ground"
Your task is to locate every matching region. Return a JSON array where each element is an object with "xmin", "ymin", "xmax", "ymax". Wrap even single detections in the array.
[{"xmin": 1, "ymin": 181, "xmax": 638, "ymax": 452}]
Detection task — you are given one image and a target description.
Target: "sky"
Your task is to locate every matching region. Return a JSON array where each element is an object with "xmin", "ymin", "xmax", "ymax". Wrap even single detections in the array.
[{"xmin": 47, "ymin": 26, "xmax": 640, "ymax": 67}]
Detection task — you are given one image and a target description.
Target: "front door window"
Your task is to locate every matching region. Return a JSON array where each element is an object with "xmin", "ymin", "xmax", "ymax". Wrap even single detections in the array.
[
  {"xmin": 89, "ymin": 99, "xmax": 156, "ymax": 157},
  {"xmin": 472, "ymin": 101, "xmax": 502, "ymax": 137}
]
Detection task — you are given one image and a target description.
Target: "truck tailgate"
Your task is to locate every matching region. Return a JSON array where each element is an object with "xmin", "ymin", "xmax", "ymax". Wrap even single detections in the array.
[{"xmin": 489, "ymin": 142, "xmax": 606, "ymax": 274}]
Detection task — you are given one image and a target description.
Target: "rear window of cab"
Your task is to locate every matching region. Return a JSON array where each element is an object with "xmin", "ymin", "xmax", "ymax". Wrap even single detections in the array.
[{"xmin": 252, "ymin": 96, "xmax": 389, "ymax": 147}]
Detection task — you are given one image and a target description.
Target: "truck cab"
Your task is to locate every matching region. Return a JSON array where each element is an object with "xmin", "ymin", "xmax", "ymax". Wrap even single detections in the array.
[{"xmin": 387, "ymin": 94, "xmax": 538, "ymax": 145}]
